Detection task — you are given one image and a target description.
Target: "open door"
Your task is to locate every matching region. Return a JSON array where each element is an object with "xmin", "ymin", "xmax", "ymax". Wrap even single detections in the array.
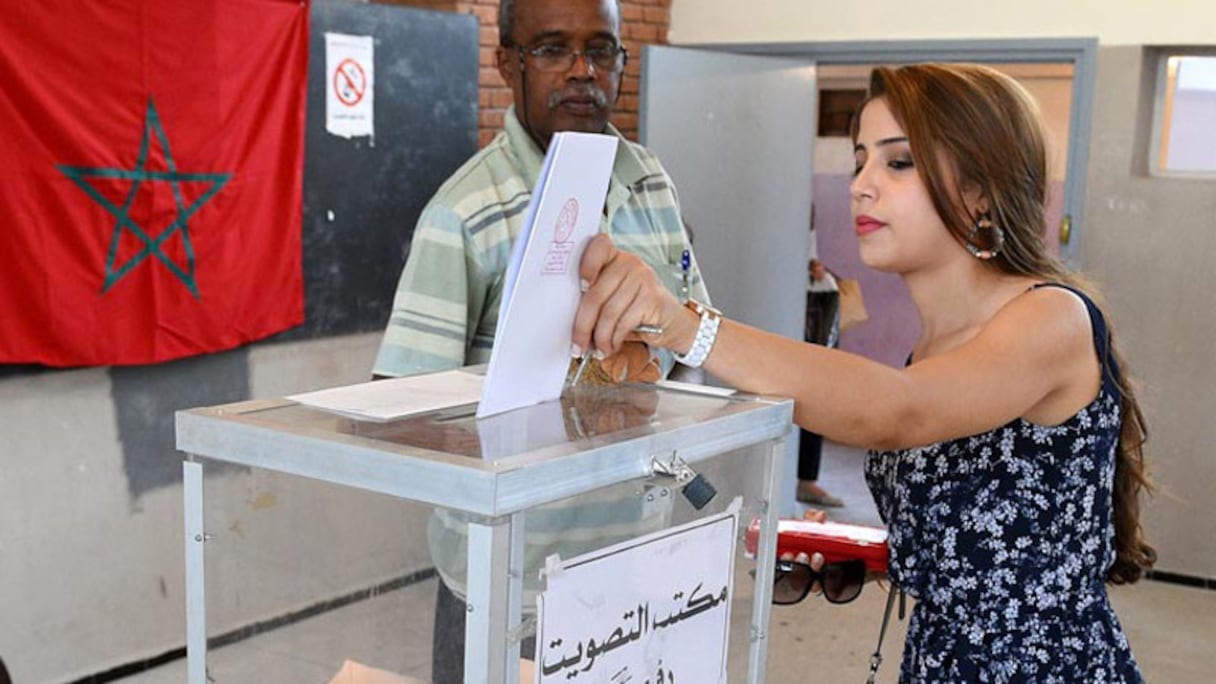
[
  {"xmin": 641, "ymin": 46, "xmax": 816, "ymax": 517},
  {"xmin": 640, "ymin": 46, "xmax": 816, "ymax": 342}
]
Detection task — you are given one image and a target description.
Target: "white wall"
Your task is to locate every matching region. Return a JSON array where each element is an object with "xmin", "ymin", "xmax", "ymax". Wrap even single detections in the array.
[
  {"xmin": 1081, "ymin": 46, "xmax": 1216, "ymax": 579},
  {"xmin": 670, "ymin": 0, "xmax": 1216, "ymax": 46},
  {"xmin": 0, "ymin": 333, "xmax": 434, "ymax": 683}
]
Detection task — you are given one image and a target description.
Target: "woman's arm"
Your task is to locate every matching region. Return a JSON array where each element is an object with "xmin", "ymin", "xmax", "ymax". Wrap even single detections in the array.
[{"xmin": 573, "ymin": 235, "xmax": 1099, "ymax": 451}]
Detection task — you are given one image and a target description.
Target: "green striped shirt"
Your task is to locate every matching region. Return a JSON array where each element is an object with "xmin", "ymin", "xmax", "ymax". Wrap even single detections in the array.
[{"xmin": 373, "ymin": 106, "xmax": 709, "ymax": 378}]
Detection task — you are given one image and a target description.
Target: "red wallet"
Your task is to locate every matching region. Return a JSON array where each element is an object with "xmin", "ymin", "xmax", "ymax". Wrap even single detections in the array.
[{"xmin": 745, "ymin": 518, "xmax": 889, "ymax": 573}]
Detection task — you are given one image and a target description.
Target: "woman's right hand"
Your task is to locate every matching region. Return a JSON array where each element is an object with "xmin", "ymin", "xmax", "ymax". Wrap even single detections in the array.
[{"xmin": 573, "ymin": 234, "xmax": 696, "ymax": 359}]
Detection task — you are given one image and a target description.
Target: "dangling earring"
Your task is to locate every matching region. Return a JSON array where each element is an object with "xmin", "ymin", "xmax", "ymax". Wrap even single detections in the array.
[{"xmin": 965, "ymin": 212, "xmax": 1005, "ymax": 260}]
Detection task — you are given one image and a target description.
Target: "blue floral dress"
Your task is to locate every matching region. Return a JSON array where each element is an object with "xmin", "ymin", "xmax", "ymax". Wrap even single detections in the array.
[{"xmin": 864, "ymin": 285, "xmax": 1144, "ymax": 683}]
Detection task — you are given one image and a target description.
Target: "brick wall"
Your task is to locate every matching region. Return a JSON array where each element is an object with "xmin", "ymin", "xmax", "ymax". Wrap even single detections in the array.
[{"xmin": 380, "ymin": 0, "xmax": 672, "ymax": 146}]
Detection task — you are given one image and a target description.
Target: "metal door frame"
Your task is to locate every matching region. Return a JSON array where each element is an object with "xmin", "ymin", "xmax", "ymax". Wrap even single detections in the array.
[{"xmin": 652, "ymin": 38, "xmax": 1098, "ymax": 265}]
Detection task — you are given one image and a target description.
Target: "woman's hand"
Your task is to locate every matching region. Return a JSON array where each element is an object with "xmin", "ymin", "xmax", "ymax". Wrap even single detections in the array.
[{"xmin": 573, "ymin": 235, "xmax": 694, "ymax": 358}]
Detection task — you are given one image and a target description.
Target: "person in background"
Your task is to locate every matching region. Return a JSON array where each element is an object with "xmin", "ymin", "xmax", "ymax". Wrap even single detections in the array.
[
  {"xmin": 805, "ymin": 258, "xmax": 840, "ymax": 348},
  {"xmin": 372, "ymin": 0, "xmax": 709, "ymax": 680},
  {"xmin": 797, "ymin": 258, "xmax": 843, "ymax": 507},
  {"xmin": 572, "ymin": 63, "xmax": 1154, "ymax": 682}
]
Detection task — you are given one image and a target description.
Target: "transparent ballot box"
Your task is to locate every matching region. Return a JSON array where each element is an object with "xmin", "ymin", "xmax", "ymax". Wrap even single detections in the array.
[{"xmin": 177, "ymin": 381, "xmax": 792, "ymax": 684}]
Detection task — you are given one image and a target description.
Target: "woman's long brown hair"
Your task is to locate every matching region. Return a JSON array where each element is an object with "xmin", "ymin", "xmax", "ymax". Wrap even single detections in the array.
[{"xmin": 856, "ymin": 64, "xmax": 1155, "ymax": 584}]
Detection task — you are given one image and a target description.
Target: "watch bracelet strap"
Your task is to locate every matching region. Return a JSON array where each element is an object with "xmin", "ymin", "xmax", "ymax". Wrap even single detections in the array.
[{"xmin": 673, "ymin": 304, "xmax": 721, "ymax": 368}]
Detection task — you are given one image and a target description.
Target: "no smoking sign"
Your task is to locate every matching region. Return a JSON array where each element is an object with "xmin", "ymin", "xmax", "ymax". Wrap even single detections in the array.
[
  {"xmin": 333, "ymin": 58, "xmax": 367, "ymax": 106},
  {"xmin": 324, "ymin": 32, "xmax": 374, "ymax": 139}
]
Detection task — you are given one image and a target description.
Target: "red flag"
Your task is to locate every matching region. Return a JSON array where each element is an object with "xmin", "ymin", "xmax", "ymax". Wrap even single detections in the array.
[{"xmin": 0, "ymin": 0, "xmax": 308, "ymax": 366}]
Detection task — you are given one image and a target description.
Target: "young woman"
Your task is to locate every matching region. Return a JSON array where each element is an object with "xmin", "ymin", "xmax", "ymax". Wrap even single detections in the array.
[{"xmin": 572, "ymin": 63, "xmax": 1155, "ymax": 682}]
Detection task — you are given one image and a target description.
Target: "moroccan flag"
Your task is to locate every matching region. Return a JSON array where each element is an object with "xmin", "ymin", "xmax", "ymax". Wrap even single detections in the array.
[{"xmin": 0, "ymin": 0, "xmax": 308, "ymax": 366}]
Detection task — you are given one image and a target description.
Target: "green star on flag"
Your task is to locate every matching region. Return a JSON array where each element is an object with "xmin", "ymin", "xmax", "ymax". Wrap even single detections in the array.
[{"xmin": 58, "ymin": 98, "xmax": 231, "ymax": 298}]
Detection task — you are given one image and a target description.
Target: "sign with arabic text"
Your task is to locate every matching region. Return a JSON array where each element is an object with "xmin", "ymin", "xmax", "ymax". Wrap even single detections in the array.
[{"xmin": 536, "ymin": 502, "xmax": 739, "ymax": 684}]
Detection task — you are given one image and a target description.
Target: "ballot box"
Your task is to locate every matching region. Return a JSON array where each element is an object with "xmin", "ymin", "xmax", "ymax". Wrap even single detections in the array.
[{"xmin": 177, "ymin": 381, "xmax": 792, "ymax": 684}]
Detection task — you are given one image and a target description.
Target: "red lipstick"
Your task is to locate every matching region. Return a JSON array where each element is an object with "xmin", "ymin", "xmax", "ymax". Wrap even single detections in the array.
[{"xmin": 855, "ymin": 215, "xmax": 886, "ymax": 237}]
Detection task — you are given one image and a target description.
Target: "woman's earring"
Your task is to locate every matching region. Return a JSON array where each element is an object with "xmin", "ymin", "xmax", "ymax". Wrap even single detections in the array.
[{"xmin": 965, "ymin": 212, "xmax": 1005, "ymax": 260}]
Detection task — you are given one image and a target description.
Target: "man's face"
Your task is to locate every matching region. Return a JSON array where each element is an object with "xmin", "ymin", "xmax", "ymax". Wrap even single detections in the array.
[{"xmin": 497, "ymin": 0, "xmax": 623, "ymax": 149}]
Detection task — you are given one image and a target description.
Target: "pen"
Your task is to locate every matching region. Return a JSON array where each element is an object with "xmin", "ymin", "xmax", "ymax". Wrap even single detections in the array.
[
  {"xmin": 569, "ymin": 352, "xmax": 593, "ymax": 388},
  {"xmin": 680, "ymin": 248, "xmax": 691, "ymax": 302}
]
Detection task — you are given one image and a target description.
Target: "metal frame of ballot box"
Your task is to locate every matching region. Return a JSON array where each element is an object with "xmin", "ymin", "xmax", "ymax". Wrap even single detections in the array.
[{"xmin": 177, "ymin": 382, "xmax": 792, "ymax": 684}]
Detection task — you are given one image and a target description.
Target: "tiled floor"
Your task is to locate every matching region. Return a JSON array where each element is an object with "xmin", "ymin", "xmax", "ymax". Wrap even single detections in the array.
[{"xmin": 120, "ymin": 442, "xmax": 1216, "ymax": 683}]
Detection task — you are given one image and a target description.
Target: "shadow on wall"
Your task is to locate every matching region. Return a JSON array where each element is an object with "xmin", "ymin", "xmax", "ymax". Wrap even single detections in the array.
[{"xmin": 109, "ymin": 348, "xmax": 251, "ymax": 502}]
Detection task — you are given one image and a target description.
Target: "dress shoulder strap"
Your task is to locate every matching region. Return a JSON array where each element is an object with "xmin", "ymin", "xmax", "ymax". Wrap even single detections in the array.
[{"xmin": 1029, "ymin": 282, "xmax": 1123, "ymax": 399}]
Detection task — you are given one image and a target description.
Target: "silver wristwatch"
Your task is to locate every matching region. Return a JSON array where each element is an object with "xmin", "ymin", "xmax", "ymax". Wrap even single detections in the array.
[{"xmin": 673, "ymin": 299, "xmax": 722, "ymax": 368}]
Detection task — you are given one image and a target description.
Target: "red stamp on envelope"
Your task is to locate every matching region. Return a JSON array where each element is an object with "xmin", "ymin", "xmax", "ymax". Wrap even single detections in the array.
[{"xmin": 543, "ymin": 198, "xmax": 579, "ymax": 275}]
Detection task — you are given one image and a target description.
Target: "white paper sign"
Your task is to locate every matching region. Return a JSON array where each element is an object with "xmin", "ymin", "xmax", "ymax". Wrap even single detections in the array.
[
  {"xmin": 477, "ymin": 132, "xmax": 618, "ymax": 417},
  {"xmin": 325, "ymin": 32, "xmax": 374, "ymax": 139},
  {"xmin": 535, "ymin": 503, "xmax": 739, "ymax": 684}
]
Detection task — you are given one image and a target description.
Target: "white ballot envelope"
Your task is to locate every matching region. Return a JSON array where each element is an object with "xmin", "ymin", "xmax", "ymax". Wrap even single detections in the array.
[{"xmin": 477, "ymin": 132, "xmax": 619, "ymax": 418}]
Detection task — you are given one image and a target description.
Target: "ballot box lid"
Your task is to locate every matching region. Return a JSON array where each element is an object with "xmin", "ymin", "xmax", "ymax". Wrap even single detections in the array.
[{"xmin": 177, "ymin": 382, "xmax": 792, "ymax": 516}]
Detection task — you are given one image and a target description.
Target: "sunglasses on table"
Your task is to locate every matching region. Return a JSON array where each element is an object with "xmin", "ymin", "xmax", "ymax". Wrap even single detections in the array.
[{"xmin": 772, "ymin": 558, "xmax": 867, "ymax": 605}]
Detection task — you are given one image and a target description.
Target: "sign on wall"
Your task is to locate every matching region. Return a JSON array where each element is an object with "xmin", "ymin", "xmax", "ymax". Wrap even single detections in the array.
[{"xmin": 325, "ymin": 32, "xmax": 375, "ymax": 139}]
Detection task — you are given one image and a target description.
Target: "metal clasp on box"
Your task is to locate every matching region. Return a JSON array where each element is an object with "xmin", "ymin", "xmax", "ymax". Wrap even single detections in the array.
[{"xmin": 650, "ymin": 451, "xmax": 717, "ymax": 510}]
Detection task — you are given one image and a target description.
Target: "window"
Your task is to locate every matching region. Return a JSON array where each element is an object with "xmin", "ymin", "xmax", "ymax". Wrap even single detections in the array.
[{"xmin": 1151, "ymin": 53, "xmax": 1216, "ymax": 177}]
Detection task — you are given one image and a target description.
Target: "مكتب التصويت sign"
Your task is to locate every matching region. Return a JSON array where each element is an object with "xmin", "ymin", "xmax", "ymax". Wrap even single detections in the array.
[{"xmin": 536, "ymin": 500, "xmax": 740, "ymax": 684}]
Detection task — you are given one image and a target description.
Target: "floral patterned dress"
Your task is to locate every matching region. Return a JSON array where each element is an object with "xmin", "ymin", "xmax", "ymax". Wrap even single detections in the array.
[{"xmin": 864, "ymin": 285, "xmax": 1144, "ymax": 683}]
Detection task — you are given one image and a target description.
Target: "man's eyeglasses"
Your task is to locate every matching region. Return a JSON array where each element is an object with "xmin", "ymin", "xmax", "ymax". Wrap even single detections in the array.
[
  {"xmin": 773, "ymin": 558, "xmax": 866, "ymax": 605},
  {"xmin": 514, "ymin": 43, "xmax": 628, "ymax": 73}
]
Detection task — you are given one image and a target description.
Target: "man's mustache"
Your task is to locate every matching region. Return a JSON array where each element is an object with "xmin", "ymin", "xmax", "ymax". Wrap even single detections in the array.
[{"xmin": 546, "ymin": 87, "xmax": 608, "ymax": 110}]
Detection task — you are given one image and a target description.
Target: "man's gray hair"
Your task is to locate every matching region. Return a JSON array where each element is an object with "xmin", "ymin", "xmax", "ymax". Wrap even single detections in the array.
[{"xmin": 498, "ymin": 0, "xmax": 620, "ymax": 47}]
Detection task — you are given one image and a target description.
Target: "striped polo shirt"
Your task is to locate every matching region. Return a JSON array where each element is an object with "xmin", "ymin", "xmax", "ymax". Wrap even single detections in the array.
[{"xmin": 372, "ymin": 105, "xmax": 709, "ymax": 378}]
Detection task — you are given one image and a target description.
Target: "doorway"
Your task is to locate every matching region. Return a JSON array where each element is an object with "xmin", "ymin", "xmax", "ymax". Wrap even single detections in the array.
[
  {"xmin": 642, "ymin": 39, "xmax": 1097, "ymax": 368},
  {"xmin": 639, "ymin": 39, "xmax": 1098, "ymax": 516}
]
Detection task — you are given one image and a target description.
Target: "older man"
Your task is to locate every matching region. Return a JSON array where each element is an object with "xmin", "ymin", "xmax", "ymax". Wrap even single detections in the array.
[
  {"xmin": 373, "ymin": 0, "xmax": 707, "ymax": 379},
  {"xmin": 372, "ymin": 0, "xmax": 709, "ymax": 680}
]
